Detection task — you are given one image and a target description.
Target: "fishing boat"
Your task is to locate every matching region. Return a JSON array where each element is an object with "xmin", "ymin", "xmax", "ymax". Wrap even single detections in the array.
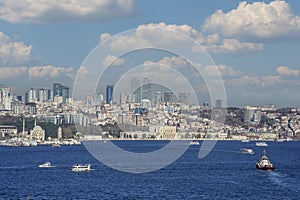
[
  {"xmin": 39, "ymin": 162, "xmax": 52, "ymax": 168},
  {"xmin": 256, "ymin": 142, "xmax": 268, "ymax": 146},
  {"xmin": 240, "ymin": 148, "xmax": 254, "ymax": 154},
  {"xmin": 256, "ymin": 150, "xmax": 275, "ymax": 171},
  {"xmin": 70, "ymin": 164, "xmax": 91, "ymax": 172}
]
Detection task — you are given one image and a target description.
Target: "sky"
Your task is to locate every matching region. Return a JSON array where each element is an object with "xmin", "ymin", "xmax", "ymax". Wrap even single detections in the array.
[{"xmin": 0, "ymin": 0, "xmax": 300, "ymax": 107}]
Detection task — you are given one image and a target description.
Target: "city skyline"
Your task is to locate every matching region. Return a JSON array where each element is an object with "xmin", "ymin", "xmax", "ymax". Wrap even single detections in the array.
[{"xmin": 0, "ymin": 0, "xmax": 300, "ymax": 107}]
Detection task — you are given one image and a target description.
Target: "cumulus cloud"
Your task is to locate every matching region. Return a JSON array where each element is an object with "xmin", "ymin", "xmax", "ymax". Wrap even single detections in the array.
[
  {"xmin": 202, "ymin": 0, "xmax": 300, "ymax": 41},
  {"xmin": 28, "ymin": 65, "xmax": 75, "ymax": 79},
  {"xmin": 204, "ymin": 38, "xmax": 264, "ymax": 53},
  {"xmin": 276, "ymin": 66, "xmax": 300, "ymax": 77},
  {"xmin": 0, "ymin": 66, "xmax": 27, "ymax": 79},
  {"xmin": 100, "ymin": 22, "xmax": 263, "ymax": 54},
  {"xmin": 204, "ymin": 64, "xmax": 243, "ymax": 77},
  {"xmin": 102, "ymin": 55, "xmax": 125, "ymax": 67},
  {"xmin": 0, "ymin": 65, "xmax": 75, "ymax": 80},
  {"xmin": 226, "ymin": 75, "xmax": 281, "ymax": 87},
  {"xmin": 0, "ymin": 31, "xmax": 33, "ymax": 66},
  {"xmin": 0, "ymin": 0, "xmax": 136, "ymax": 23}
]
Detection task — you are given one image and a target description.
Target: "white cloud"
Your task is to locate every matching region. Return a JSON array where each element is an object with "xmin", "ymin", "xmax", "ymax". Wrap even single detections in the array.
[
  {"xmin": 28, "ymin": 65, "xmax": 75, "ymax": 79},
  {"xmin": 0, "ymin": 65, "xmax": 76, "ymax": 81},
  {"xmin": 204, "ymin": 38, "xmax": 264, "ymax": 53},
  {"xmin": 101, "ymin": 22, "xmax": 263, "ymax": 54},
  {"xmin": 204, "ymin": 64, "xmax": 243, "ymax": 77},
  {"xmin": 0, "ymin": 0, "xmax": 136, "ymax": 23},
  {"xmin": 276, "ymin": 66, "xmax": 300, "ymax": 77},
  {"xmin": 202, "ymin": 0, "xmax": 300, "ymax": 40},
  {"xmin": 227, "ymin": 75, "xmax": 281, "ymax": 88},
  {"xmin": 0, "ymin": 66, "xmax": 27, "ymax": 79},
  {"xmin": 99, "ymin": 33, "xmax": 112, "ymax": 43},
  {"xmin": 102, "ymin": 55, "xmax": 125, "ymax": 67},
  {"xmin": 0, "ymin": 31, "xmax": 33, "ymax": 66}
]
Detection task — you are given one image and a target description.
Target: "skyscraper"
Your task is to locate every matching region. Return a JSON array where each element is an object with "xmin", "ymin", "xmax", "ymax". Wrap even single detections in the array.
[
  {"xmin": 38, "ymin": 88, "xmax": 47, "ymax": 103},
  {"xmin": 106, "ymin": 85, "xmax": 114, "ymax": 104},
  {"xmin": 53, "ymin": 83, "xmax": 62, "ymax": 97},
  {"xmin": 53, "ymin": 83, "xmax": 69, "ymax": 103},
  {"xmin": 215, "ymin": 99, "xmax": 222, "ymax": 108},
  {"xmin": 164, "ymin": 91, "xmax": 173, "ymax": 103},
  {"xmin": 25, "ymin": 88, "xmax": 37, "ymax": 103},
  {"xmin": 0, "ymin": 87, "xmax": 12, "ymax": 110},
  {"xmin": 61, "ymin": 86, "xmax": 70, "ymax": 103}
]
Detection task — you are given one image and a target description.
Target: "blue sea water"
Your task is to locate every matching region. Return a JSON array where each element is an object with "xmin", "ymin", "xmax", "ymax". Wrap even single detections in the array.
[{"xmin": 0, "ymin": 141, "xmax": 299, "ymax": 199}]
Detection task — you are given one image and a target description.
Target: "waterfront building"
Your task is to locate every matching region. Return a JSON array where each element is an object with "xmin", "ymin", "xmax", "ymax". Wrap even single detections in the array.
[
  {"xmin": 156, "ymin": 126, "xmax": 177, "ymax": 139},
  {"xmin": 0, "ymin": 125, "xmax": 18, "ymax": 138}
]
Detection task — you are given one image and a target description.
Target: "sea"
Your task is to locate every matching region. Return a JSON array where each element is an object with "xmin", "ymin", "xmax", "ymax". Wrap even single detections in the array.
[{"xmin": 0, "ymin": 140, "xmax": 299, "ymax": 199}]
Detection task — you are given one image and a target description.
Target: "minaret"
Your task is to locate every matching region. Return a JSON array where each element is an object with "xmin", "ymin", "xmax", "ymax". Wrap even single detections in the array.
[
  {"xmin": 34, "ymin": 117, "xmax": 37, "ymax": 127},
  {"xmin": 22, "ymin": 118, "xmax": 25, "ymax": 136}
]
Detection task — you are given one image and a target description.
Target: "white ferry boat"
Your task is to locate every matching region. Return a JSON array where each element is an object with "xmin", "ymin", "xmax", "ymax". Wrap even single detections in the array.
[
  {"xmin": 70, "ymin": 164, "xmax": 91, "ymax": 172},
  {"xmin": 39, "ymin": 162, "xmax": 52, "ymax": 168},
  {"xmin": 241, "ymin": 139, "xmax": 249, "ymax": 143},
  {"xmin": 240, "ymin": 148, "xmax": 254, "ymax": 154},
  {"xmin": 256, "ymin": 142, "xmax": 268, "ymax": 147},
  {"xmin": 189, "ymin": 141, "xmax": 200, "ymax": 145}
]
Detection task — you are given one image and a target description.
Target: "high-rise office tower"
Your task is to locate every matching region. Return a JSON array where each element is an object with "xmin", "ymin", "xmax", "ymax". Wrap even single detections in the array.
[
  {"xmin": 53, "ymin": 83, "xmax": 62, "ymax": 97},
  {"xmin": 0, "ymin": 87, "xmax": 12, "ymax": 110},
  {"xmin": 164, "ymin": 91, "xmax": 173, "ymax": 103},
  {"xmin": 53, "ymin": 83, "xmax": 69, "ymax": 103},
  {"xmin": 215, "ymin": 99, "xmax": 222, "ymax": 108},
  {"xmin": 106, "ymin": 85, "xmax": 114, "ymax": 104},
  {"xmin": 141, "ymin": 78, "xmax": 151, "ymax": 101},
  {"xmin": 47, "ymin": 89, "xmax": 53, "ymax": 101},
  {"xmin": 155, "ymin": 91, "xmax": 162, "ymax": 106},
  {"xmin": 38, "ymin": 88, "xmax": 47, "ymax": 103},
  {"xmin": 25, "ymin": 88, "xmax": 37, "ymax": 103}
]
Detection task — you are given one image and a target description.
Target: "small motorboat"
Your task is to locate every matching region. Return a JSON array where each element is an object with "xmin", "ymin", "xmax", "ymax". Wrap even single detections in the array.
[
  {"xmin": 240, "ymin": 148, "xmax": 254, "ymax": 154},
  {"xmin": 52, "ymin": 143, "xmax": 61, "ymax": 147},
  {"xmin": 189, "ymin": 141, "xmax": 200, "ymax": 145},
  {"xmin": 256, "ymin": 150, "xmax": 275, "ymax": 171},
  {"xmin": 39, "ymin": 162, "xmax": 52, "ymax": 168},
  {"xmin": 70, "ymin": 164, "xmax": 91, "ymax": 172},
  {"xmin": 256, "ymin": 142, "xmax": 268, "ymax": 146}
]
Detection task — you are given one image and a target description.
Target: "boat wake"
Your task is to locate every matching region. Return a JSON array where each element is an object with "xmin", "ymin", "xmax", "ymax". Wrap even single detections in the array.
[
  {"xmin": 213, "ymin": 149, "xmax": 241, "ymax": 154},
  {"xmin": 268, "ymin": 171, "xmax": 300, "ymax": 194},
  {"xmin": 268, "ymin": 171, "xmax": 288, "ymax": 188}
]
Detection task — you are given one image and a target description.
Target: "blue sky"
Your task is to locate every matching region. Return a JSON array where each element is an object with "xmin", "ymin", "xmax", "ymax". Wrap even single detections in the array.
[{"xmin": 0, "ymin": 0, "xmax": 300, "ymax": 107}]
